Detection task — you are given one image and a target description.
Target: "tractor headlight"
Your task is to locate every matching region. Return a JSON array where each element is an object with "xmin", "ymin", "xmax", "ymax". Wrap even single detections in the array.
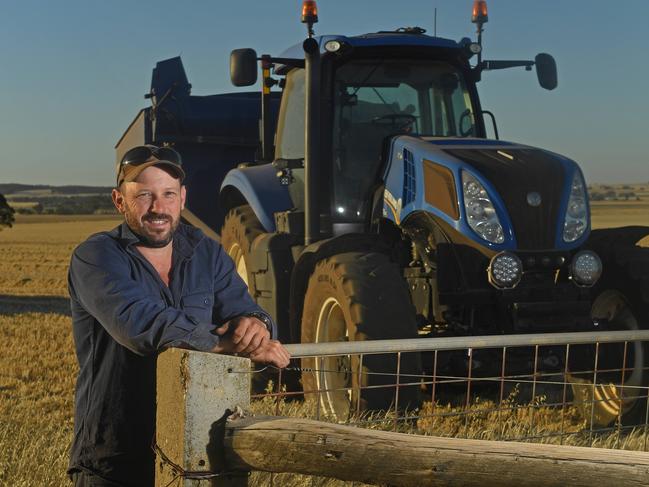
[
  {"xmin": 462, "ymin": 171, "xmax": 504, "ymax": 244},
  {"xmin": 562, "ymin": 172, "xmax": 588, "ymax": 242},
  {"xmin": 570, "ymin": 250, "xmax": 602, "ymax": 287},
  {"xmin": 488, "ymin": 251, "xmax": 523, "ymax": 289}
]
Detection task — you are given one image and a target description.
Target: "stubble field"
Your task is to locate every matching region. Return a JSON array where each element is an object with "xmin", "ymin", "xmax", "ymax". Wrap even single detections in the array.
[
  {"xmin": 1, "ymin": 199, "xmax": 648, "ymax": 486},
  {"xmin": 0, "ymin": 214, "xmax": 122, "ymax": 486}
]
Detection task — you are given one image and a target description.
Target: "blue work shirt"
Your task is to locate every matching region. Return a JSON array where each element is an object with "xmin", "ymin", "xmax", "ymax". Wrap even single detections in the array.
[{"xmin": 67, "ymin": 222, "xmax": 274, "ymax": 486}]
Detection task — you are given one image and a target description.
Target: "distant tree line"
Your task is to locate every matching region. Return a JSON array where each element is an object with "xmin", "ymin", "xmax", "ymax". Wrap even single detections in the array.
[
  {"xmin": 589, "ymin": 190, "xmax": 641, "ymax": 201},
  {"xmin": 0, "ymin": 183, "xmax": 113, "ymax": 195},
  {"xmin": 0, "ymin": 193, "xmax": 15, "ymax": 229},
  {"xmin": 11, "ymin": 195, "xmax": 117, "ymax": 215}
]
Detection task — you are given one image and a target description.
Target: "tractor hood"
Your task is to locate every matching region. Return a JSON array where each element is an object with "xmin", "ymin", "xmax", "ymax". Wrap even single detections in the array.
[
  {"xmin": 441, "ymin": 140, "xmax": 568, "ymax": 250},
  {"xmin": 384, "ymin": 136, "xmax": 586, "ymax": 251}
]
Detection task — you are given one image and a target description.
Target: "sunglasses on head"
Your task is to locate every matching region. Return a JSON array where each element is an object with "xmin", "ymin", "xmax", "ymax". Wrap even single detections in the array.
[{"xmin": 119, "ymin": 145, "xmax": 182, "ymax": 169}]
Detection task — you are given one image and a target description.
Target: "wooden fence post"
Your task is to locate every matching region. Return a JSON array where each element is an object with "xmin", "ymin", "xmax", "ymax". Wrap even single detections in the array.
[{"xmin": 155, "ymin": 348, "xmax": 251, "ymax": 487}]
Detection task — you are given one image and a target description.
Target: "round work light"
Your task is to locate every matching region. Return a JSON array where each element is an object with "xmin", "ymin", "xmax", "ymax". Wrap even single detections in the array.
[
  {"xmin": 488, "ymin": 252, "xmax": 523, "ymax": 289},
  {"xmin": 570, "ymin": 250, "xmax": 602, "ymax": 287}
]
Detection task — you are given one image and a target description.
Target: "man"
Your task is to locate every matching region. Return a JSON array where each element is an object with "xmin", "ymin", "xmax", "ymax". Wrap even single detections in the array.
[{"xmin": 68, "ymin": 145, "xmax": 290, "ymax": 486}]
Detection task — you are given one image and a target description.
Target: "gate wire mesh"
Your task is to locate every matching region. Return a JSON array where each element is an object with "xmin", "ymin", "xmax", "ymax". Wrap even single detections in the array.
[{"xmin": 239, "ymin": 331, "xmax": 649, "ymax": 485}]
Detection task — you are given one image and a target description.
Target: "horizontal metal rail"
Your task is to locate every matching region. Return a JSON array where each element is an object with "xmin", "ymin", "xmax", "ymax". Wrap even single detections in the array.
[{"xmin": 284, "ymin": 330, "xmax": 649, "ymax": 358}]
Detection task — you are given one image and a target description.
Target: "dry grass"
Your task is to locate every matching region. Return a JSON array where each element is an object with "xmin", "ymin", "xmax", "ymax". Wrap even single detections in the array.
[
  {"xmin": 591, "ymin": 200, "xmax": 649, "ymax": 232},
  {"xmin": 0, "ymin": 216, "xmax": 120, "ymax": 486},
  {"xmin": 0, "ymin": 311, "xmax": 77, "ymax": 486},
  {"xmin": 0, "ymin": 215, "xmax": 122, "ymax": 296},
  {"xmin": 250, "ymin": 386, "xmax": 649, "ymax": 450},
  {"xmin": 1, "ymin": 201, "xmax": 648, "ymax": 486}
]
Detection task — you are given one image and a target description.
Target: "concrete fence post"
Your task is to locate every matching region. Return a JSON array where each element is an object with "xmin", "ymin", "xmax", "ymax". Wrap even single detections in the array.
[{"xmin": 155, "ymin": 348, "xmax": 251, "ymax": 487}]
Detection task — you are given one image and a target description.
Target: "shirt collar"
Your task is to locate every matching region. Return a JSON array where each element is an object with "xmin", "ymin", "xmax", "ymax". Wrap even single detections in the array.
[{"xmin": 116, "ymin": 221, "xmax": 204, "ymax": 259}]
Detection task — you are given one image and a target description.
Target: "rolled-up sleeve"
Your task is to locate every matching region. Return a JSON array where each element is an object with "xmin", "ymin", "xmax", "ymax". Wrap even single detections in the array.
[
  {"xmin": 211, "ymin": 242, "xmax": 278, "ymax": 339},
  {"xmin": 69, "ymin": 239, "xmax": 221, "ymax": 356}
]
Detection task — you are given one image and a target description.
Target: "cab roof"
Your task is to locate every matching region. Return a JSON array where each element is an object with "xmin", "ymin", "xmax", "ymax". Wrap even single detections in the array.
[{"xmin": 277, "ymin": 31, "xmax": 461, "ymax": 60}]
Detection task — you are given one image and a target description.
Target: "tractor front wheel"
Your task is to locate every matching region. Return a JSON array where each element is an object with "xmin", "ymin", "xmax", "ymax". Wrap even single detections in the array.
[
  {"xmin": 300, "ymin": 252, "xmax": 422, "ymax": 421},
  {"xmin": 220, "ymin": 205, "xmax": 264, "ymax": 292}
]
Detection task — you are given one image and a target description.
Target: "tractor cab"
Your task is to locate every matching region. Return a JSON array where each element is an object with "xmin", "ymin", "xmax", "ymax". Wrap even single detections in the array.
[
  {"xmin": 231, "ymin": 1, "xmax": 555, "ymax": 239},
  {"xmin": 270, "ymin": 32, "xmax": 485, "ymax": 232}
]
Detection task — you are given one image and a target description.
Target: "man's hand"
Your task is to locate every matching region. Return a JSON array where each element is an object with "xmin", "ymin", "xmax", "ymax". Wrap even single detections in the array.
[
  {"xmin": 218, "ymin": 315, "xmax": 271, "ymax": 353},
  {"xmin": 211, "ymin": 316, "xmax": 290, "ymax": 368},
  {"xmin": 249, "ymin": 340, "xmax": 290, "ymax": 369}
]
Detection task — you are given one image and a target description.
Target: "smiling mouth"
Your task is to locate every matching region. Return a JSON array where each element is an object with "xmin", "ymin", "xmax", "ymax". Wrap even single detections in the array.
[{"xmin": 143, "ymin": 214, "xmax": 171, "ymax": 227}]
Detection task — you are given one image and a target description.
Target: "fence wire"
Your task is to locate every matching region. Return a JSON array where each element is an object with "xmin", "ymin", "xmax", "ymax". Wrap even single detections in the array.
[
  {"xmin": 226, "ymin": 331, "xmax": 649, "ymax": 485},
  {"xmin": 242, "ymin": 333, "xmax": 649, "ymax": 443}
]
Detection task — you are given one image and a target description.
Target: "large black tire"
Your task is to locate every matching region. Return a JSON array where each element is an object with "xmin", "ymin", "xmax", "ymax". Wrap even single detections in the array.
[
  {"xmin": 300, "ymin": 252, "xmax": 422, "ymax": 420},
  {"xmin": 220, "ymin": 205, "xmax": 264, "ymax": 293},
  {"xmin": 570, "ymin": 245, "xmax": 649, "ymax": 426},
  {"xmin": 221, "ymin": 206, "xmax": 273, "ymax": 393}
]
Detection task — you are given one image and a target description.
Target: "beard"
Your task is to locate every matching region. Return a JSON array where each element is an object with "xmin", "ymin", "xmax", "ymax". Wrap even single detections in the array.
[{"xmin": 125, "ymin": 210, "xmax": 180, "ymax": 248}]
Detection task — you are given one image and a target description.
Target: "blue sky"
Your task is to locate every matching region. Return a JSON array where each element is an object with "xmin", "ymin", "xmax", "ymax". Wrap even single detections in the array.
[{"xmin": 0, "ymin": 0, "xmax": 647, "ymax": 185}]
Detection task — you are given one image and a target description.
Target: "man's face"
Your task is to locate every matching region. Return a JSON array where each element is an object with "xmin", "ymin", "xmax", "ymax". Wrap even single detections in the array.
[{"xmin": 112, "ymin": 165, "xmax": 186, "ymax": 248}]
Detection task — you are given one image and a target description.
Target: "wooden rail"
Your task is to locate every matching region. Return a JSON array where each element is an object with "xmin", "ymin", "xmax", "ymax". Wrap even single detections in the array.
[{"xmin": 223, "ymin": 415, "xmax": 649, "ymax": 487}]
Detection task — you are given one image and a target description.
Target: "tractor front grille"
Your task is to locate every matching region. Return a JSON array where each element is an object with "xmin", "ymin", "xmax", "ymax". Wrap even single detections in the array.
[{"xmin": 444, "ymin": 148, "xmax": 566, "ymax": 250}]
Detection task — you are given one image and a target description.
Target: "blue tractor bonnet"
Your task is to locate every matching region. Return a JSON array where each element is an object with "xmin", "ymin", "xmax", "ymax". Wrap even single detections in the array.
[{"xmin": 381, "ymin": 136, "xmax": 588, "ymax": 253}]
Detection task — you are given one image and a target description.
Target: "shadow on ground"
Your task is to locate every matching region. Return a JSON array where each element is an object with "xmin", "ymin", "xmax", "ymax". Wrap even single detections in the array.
[{"xmin": 0, "ymin": 294, "xmax": 71, "ymax": 316}]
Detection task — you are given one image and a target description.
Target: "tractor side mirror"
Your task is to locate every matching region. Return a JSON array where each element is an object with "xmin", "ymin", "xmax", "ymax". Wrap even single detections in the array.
[
  {"xmin": 230, "ymin": 48, "xmax": 258, "ymax": 87},
  {"xmin": 535, "ymin": 53, "xmax": 558, "ymax": 91}
]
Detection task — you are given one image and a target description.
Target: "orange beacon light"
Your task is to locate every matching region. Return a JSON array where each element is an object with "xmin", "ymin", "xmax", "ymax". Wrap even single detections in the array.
[
  {"xmin": 301, "ymin": 1, "xmax": 318, "ymax": 25},
  {"xmin": 472, "ymin": 0, "xmax": 488, "ymax": 25}
]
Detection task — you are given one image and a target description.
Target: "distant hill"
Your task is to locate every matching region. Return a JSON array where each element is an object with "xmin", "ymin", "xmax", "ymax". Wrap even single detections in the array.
[{"xmin": 0, "ymin": 183, "xmax": 113, "ymax": 195}]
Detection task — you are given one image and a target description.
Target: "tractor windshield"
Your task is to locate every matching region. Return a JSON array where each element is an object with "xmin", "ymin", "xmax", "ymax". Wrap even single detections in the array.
[{"xmin": 332, "ymin": 59, "xmax": 475, "ymax": 222}]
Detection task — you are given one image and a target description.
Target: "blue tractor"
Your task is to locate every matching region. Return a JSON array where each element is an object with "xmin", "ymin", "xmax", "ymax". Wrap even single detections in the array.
[{"xmin": 118, "ymin": 1, "xmax": 649, "ymax": 423}]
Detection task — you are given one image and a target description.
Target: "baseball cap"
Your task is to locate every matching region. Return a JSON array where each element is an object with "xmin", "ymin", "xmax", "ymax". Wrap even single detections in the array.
[{"xmin": 116, "ymin": 145, "xmax": 185, "ymax": 186}]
